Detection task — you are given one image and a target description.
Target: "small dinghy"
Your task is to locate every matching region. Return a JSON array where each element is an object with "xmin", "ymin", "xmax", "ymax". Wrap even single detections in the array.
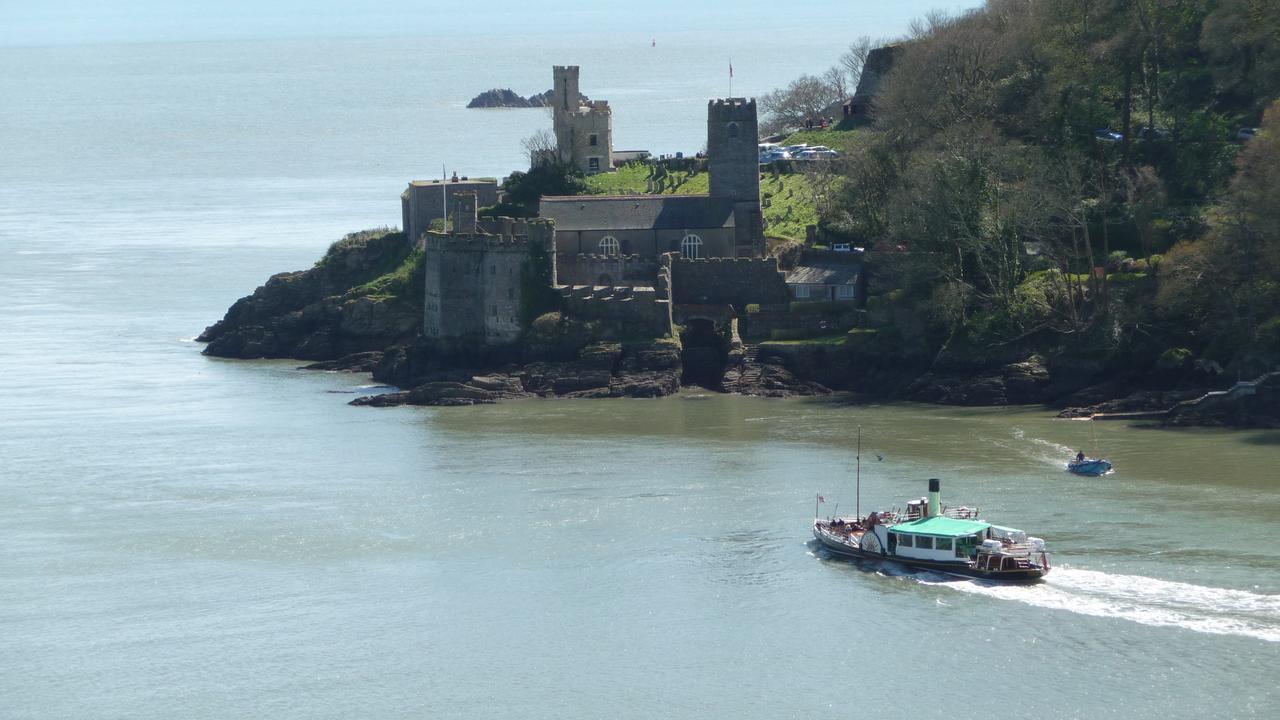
[{"xmin": 1068, "ymin": 457, "xmax": 1113, "ymax": 476}]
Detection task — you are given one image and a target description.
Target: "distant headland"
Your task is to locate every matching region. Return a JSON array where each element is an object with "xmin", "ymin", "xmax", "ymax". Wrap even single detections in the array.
[{"xmin": 201, "ymin": 33, "xmax": 1280, "ymax": 430}]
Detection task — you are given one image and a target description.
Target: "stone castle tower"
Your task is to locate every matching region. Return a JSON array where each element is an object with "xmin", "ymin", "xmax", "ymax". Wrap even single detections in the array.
[
  {"xmin": 706, "ymin": 98, "xmax": 764, "ymax": 257},
  {"xmin": 422, "ymin": 192, "xmax": 556, "ymax": 353},
  {"xmin": 552, "ymin": 65, "xmax": 613, "ymax": 175}
]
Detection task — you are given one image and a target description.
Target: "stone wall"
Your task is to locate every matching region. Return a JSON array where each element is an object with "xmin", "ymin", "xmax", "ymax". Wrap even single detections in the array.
[
  {"xmin": 557, "ymin": 284, "xmax": 673, "ymax": 339},
  {"xmin": 554, "ymin": 226, "xmax": 738, "ymax": 260},
  {"xmin": 668, "ymin": 255, "xmax": 789, "ymax": 309},
  {"xmin": 557, "ymin": 254, "xmax": 660, "ymax": 287}
]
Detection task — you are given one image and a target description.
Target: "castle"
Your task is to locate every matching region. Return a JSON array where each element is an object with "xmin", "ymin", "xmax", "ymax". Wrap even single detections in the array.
[{"xmin": 418, "ymin": 67, "xmax": 786, "ymax": 359}]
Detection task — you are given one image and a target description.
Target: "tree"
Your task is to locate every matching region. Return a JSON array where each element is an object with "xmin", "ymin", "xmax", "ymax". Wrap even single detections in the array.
[
  {"xmin": 521, "ymin": 128, "xmax": 557, "ymax": 169},
  {"xmin": 758, "ymin": 75, "xmax": 844, "ymax": 134}
]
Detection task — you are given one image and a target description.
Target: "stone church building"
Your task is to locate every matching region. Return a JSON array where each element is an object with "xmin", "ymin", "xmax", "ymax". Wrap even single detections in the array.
[{"xmin": 540, "ymin": 97, "xmax": 765, "ymax": 263}]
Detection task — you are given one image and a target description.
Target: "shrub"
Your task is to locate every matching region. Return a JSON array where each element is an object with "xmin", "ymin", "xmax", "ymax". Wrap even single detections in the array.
[{"xmin": 1157, "ymin": 347, "xmax": 1193, "ymax": 370}]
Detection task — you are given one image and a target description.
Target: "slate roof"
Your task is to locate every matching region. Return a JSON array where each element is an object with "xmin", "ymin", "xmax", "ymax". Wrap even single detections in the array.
[
  {"xmin": 785, "ymin": 263, "xmax": 862, "ymax": 286},
  {"xmin": 540, "ymin": 195, "xmax": 736, "ymax": 232}
]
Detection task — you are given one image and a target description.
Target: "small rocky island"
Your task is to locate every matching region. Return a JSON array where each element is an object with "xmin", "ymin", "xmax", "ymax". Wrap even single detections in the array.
[{"xmin": 466, "ymin": 88, "xmax": 587, "ymax": 108}]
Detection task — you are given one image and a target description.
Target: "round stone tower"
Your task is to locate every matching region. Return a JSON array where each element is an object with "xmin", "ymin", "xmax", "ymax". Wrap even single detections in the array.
[{"xmin": 707, "ymin": 98, "xmax": 760, "ymax": 202}]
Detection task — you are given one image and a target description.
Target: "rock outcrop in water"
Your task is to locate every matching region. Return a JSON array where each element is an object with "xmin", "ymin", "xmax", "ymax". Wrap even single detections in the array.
[{"xmin": 465, "ymin": 88, "xmax": 587, "ymax": 108}]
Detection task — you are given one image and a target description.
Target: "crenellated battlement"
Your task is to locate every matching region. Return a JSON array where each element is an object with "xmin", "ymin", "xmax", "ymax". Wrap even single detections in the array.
[
  {"xmin": 672, "ymin": 256, "xmax": 778, "ymax": 267},
  {"xmin": 554, "ymin": 283, "xmax": 673, "ymax": 338},
  {"xmin": 424, "ymin": 233, "xmax": 540, "ymax": 251},
  {"xmin": 708, "ymin": 97, "xmax": 757, "ymax": 118}
]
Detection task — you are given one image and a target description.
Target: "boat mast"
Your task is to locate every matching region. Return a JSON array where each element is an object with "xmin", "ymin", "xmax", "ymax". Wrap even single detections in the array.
[{"xmin": 856, "ymin": 425, "xmax": 861, "ymax": 520}]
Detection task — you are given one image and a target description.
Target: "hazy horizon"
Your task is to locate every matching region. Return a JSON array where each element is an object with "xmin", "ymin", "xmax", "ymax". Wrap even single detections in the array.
[{"xmin": 1, "ymin": 0, "xmax": 984, "ymax": 49}]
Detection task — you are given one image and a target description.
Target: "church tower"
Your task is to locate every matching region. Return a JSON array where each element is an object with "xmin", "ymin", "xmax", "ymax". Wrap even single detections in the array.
[
  {"xmin": 707, "ymin": 98, "xmax": 764, "ymax": 256},
  {"xmin": 707, "ymin": 98, "xmax": 760, "ymax": 202}
]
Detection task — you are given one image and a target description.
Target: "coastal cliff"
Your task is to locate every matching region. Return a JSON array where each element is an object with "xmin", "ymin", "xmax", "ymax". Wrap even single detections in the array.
[{"xmin": 198, "ymin": 230, "xmax": 421, "ymax": 360}]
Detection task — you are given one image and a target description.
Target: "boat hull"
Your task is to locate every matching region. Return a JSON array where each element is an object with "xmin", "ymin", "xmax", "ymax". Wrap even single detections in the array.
[
  {"xmin": 813, "ymin": 527, "xmax": 1047, "ymax": 583},
  {"xmin": 1068, "ymin": 459, "xmax": 1113, "ymax": 476}
]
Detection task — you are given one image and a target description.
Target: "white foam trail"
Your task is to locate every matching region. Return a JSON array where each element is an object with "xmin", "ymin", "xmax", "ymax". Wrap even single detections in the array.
[{"xmin": 921, "ymin": 567, "xmax": 1280, "ymax": 642}]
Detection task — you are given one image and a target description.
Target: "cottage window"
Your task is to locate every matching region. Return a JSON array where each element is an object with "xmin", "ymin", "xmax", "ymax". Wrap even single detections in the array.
[
  {"xmin": 795, "ymin": 285, "xmax": 811, "ymax": 299},
  {"xmin": 836, "ymin": 285, "xmax": 856, "ymax": 299},
  {"xmin": 681, "ymin": 234, "xmax": 703, "ymax": 259},
  {"xmin": 599, "ymin": 236, "xmax": 620, "ymax": 257}
]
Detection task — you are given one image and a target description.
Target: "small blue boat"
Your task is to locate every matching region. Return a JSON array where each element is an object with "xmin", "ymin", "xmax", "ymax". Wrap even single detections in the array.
[{"xmin": 1068, "ymin": 458, "xmax": 1113, "ymax": 476}]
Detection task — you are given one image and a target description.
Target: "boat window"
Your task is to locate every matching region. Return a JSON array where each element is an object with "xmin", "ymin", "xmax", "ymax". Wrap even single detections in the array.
[
  {"xmin": 935, "ymin": 537, "xmax": 952, "ymax": 551},
  {"xmin": 896, "ymin": 533, "xmax": 912, "ymax": 547},
  {"xmin": 916, "ymin": 536, "xmax": 933, "ymax": 550}
]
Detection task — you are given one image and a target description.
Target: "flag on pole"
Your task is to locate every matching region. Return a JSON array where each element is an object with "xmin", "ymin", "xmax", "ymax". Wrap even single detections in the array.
[
  {"xmin": 729, "ymin": 61, "xmax": 733, "ymax": 78},
  {"xmin": 817, "ymin": 495, "xmax": 825, "ymax": 503}
]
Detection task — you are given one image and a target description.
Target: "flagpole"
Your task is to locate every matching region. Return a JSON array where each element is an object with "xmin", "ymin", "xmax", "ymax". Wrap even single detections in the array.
[{"xmin": 856, "ymin": 425, "xmax": 862, "ymax": 520}]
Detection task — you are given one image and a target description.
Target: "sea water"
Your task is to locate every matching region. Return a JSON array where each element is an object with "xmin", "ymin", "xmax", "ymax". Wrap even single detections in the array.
[{"xmin": 2, "ymin": 12, "xmax": 1279, "ymax": 720}]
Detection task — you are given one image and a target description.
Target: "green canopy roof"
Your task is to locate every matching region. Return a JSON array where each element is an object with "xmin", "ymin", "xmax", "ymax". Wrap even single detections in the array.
[{"xmin": 889, "ymin": 516, "xmax": 990, "ymax": 538}]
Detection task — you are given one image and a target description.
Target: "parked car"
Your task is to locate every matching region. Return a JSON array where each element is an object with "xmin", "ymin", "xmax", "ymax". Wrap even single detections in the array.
[
  {"xmin": 1236, "ymin": 127, "xmax": 1258, "ymax": 142},
  {"xmin": 758, "ymin": 150, "xmax": 792, "ymax": 164},
  {"xmin": 1137, "ymin": 126, "xmax": 1171, "ymax": 141},
  {"xmin": 784, "ymin": 144, "xmax": 809, "ymax": 154},
  {"xmin": 1094, "ymin": 128, "xmax": 1123, "ymax": 142},
  {"xmin": 795, "ymin": 149, "xmax": 840, "ymax": 160}
]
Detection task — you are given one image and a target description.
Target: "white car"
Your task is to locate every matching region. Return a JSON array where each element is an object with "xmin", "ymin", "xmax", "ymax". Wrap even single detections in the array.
[{"xmin": 795, "ymin": 149, "xmax": 840, "ymax": 160}]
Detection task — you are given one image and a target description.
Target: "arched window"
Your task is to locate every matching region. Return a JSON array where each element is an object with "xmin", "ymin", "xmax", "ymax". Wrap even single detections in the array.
[
  {"xmin": 681, "ymin": 234, "xmax": 703, "ymax": 259},
  {"xmin": 727, "ymin": 122, "xmax": 740, "ymax": 139},
  {"xmin": 599, "ymin": 236, "xmax": 619, "ymax": 257}
]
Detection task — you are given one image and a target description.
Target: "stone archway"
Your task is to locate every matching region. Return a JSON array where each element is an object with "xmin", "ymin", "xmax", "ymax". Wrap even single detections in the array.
[{"xmin": 679, "ymin": 317, "xmax": 729, "ymax": 389}]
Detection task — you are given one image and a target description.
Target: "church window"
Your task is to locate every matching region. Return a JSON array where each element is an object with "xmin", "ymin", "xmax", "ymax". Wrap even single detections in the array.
[
  {"xmin": 681, "ymin": 234, "xmax": 703, "ymax": 259},
  {"xmin": 588, "ymin": 157, "xmax": 600, "ymax": 172},
  {"xmin": 727, "ymin": 122, "xmax": 740, "ymax": 139},
  {"xmin": 589, "ymin": 134, "xmax": 599, "ymax": 147},
  {"xmin": 599, "ymin": 236, "xmax": 619, "ymax": 257}
]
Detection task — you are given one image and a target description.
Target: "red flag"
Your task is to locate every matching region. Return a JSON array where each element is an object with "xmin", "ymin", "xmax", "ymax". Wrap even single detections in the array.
[{"xmin": 817, "ymin": 495, "xmax": 825, "ymax": 503}]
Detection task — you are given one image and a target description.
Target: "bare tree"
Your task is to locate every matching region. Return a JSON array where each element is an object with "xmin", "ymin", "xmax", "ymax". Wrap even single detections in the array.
[
  {"xmin": 838, "ymin": 36, "xmax": 881, "ymax": 91},
  {"xmin": 759, "ymin": 74, "xmax": 844, "ymax": 134},
  {"xmin": 521, "ymin": 128, "xmax": 557, "ymax": 169}
]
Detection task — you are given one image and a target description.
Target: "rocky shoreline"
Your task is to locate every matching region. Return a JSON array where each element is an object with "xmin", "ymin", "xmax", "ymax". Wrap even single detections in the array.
[{"xmin": 199, "ymin": 229, "xmax": 1276, "ymax": 426}]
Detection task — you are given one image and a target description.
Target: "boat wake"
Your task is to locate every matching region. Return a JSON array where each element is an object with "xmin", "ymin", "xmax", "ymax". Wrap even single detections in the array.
[
  {"xmin": 1006, "ymin": 428, "xmax": 1078, "ymax": 470},
  {"xmin": 923, "ymin": 567, "xmax": 1280, "ymax": 642}
]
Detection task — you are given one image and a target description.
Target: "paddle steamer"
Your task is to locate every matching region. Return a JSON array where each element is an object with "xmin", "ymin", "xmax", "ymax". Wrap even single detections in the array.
[{"xmin": 813, "ymin": 479, "xmax": 1050, "ymax": 583}]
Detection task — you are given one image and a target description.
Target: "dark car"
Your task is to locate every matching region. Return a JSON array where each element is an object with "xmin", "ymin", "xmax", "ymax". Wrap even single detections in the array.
[
  {"xmin": 1094, "ymin": 128, "xmax": 1123, "ymax": 142},
  {"xmin": 1138, "ymin": 126, "xmax": 1171, "ymax": 141}
]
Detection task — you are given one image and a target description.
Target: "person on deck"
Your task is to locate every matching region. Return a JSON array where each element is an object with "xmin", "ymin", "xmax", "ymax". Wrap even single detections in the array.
[{"xmin": 1076, "ymin": 450, "xmax": 1086, "ymax": 462}]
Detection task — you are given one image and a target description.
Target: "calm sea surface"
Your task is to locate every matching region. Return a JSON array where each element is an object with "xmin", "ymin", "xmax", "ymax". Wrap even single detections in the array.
[{"xmin": 2, "ymin": 25, "xmax": 1279, "ymax": 720}]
